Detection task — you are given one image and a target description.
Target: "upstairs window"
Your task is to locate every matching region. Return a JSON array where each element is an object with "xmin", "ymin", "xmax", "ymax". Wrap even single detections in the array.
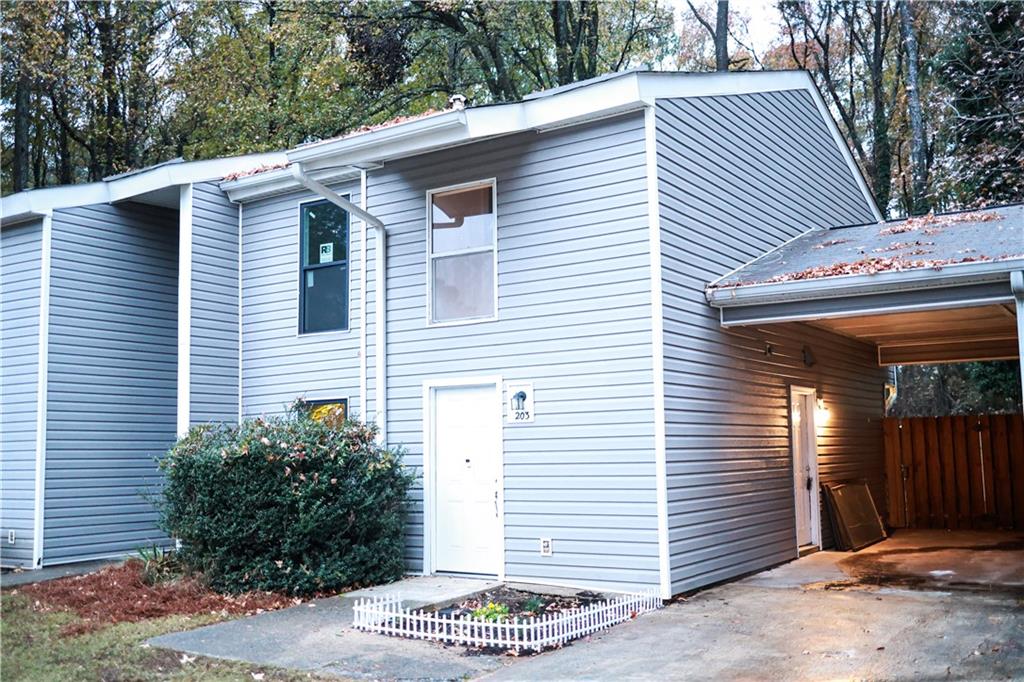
[
  {"xmin": 300, "ymin": 199, "xmax": 349, "ymax": 334},
  {"xmin": 428, "ymin": 181, "xmax": 497, "ymax": 325}
]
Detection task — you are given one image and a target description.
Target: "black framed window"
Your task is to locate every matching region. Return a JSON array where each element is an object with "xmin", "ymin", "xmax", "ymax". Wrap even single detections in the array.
[{"xmin": 300, "ymin": 199, "xmax": 349, "ymax": 334}]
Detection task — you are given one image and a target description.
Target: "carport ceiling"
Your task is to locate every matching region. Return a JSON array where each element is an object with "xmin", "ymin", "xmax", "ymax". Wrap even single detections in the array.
[{"xmin": 808, "ymin": 303, "xmax": 1019, "ymax": 366}]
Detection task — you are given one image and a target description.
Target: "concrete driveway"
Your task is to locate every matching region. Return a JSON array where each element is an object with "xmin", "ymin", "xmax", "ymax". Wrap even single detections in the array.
[
  {"xmin": 151, "ymin": 530, "xmax": 1024, "ymax": 680},
  {"xmin": 485, "ymin": 531, "xmax": 1024, "ymax": 681}
]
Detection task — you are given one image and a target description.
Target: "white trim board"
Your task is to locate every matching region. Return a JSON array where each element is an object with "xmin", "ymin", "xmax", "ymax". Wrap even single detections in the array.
[
  {"xmin": 2, "ymin": 152, "xmax": 286, "ymax": 225},
  {"xmin": 789, "ymin": 385, "xmax": 823, "ymax": 551},
  {"xmin": 644, "ymin": 106, "xmax": 672, "ymax": 600},
  {"xmin": 176, "ymin": 184, "xmax": 193, "ymax": 436},
  {"xmin": 31, "ymin": 211, "xmax": 53, "ymax": 568},
  {"xmin": 420, "ymin": 375, "xmax": 505, "ymax": 581}
]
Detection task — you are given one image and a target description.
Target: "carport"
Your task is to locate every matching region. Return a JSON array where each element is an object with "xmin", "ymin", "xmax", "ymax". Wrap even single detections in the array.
[{"xmin": 706, "ymin": 205, "xmax": 1024, "ymax": 542}]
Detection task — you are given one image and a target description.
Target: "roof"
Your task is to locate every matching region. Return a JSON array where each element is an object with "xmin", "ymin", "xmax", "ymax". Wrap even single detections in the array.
[
  {"xmin": 709, "ymin": 205, "xmax": 1023, "ymax": 290},
  {"xmin": 2, "ymin": 152, "xmax": 287, "ymax": 226},
  {"xmin": 222, "ymin": 69, "xmax": 876, "ymax": 214}
]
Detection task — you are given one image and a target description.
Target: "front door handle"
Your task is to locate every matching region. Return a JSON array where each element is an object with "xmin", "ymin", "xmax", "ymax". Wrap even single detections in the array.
[{"xmin": 494, "ymin": 488, "xmax": 499, "ymax": 518}]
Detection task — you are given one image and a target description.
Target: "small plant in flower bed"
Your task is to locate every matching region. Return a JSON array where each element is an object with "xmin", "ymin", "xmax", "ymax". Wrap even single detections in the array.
[
  {"xmin": 471, "ymin": 601, "xmax": 510, "ymax": 622},
  {"xmin": 158, "ymin": 399, "xmax": 415, "ymax": 596},
  {"xmin": 441, "ymin": 586, "xmax": 605, "ymax": 621}
]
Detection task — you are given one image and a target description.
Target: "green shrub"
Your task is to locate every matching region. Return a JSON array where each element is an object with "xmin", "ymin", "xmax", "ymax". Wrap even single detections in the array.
[{"xmin": 157, "ymin": 405, "xmax": 414, "ymax": 596}]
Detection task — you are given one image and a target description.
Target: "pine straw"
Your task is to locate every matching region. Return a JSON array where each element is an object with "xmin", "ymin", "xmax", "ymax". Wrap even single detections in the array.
[{"xmin": 12, "ymin": 560, "xmax": 301, "ymax": 637}]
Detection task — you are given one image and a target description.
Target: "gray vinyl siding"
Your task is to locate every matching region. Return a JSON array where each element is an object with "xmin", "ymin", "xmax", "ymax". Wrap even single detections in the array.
[
  {"xmin": 365, "ymin": 112, "xmax": 660, "ymax": 592},
  {"xmin": 655, "ymin": 92, "xmax": 886, "ymax": 594},
  {"xmin": 191, "ymin": 182, "xmax": 239, "ymax": 423},
  {"xmin": 43, "ymin": 203, "xmax": 177, "ymax": 564},
  {"xmin": 1, "ymin": 220, "xmax": 43, "ymax": 567},
  {"xmin": 240, "ymin": 181, "xmax": 363, "ymax": 418}
]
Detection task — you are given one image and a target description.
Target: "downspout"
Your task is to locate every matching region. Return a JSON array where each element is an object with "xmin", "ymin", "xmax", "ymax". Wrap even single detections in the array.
[
  {"xmin": 290, "ymin": 163, "xmax": 387, "ymax": 439},
  {"xmin": 359, "ymin": 171, "xmax": 368, "ymax": 422},
  {"xmin": 1011, "ymin": 271, "xmax": 1024, "ymax": 411}
]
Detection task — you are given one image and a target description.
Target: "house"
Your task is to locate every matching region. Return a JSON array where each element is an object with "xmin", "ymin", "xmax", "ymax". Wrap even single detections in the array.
[{"xmin": 3, "ymin": 70, "xmax": 1021, "ymax": 599}]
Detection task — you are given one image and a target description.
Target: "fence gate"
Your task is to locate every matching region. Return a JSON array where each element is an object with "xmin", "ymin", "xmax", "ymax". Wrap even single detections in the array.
[{"xmin": 883, "ymin": 414, "xmax": 1024, "ymax": 530}]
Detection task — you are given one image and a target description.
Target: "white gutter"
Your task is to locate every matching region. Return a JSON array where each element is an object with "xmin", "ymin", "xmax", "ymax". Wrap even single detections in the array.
[
  {"xmin": 1011, "ymin": 271, "xmax": 1024, "ymax": 410},
  {"xmin": 706, "ymin": 257, "xmax": 1024, "ymax": 307},
  {"xmin": 290, "ymin": 163, "xmax": 387, "ymax": 439}
]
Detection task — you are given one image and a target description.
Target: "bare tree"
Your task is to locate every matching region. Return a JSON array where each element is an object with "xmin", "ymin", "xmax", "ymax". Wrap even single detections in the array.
[
  {"xmin": 686, "ymin": 0, "xmax": 730, "ymax": 71},
  {"xmin": 898, "ymin": 0, "xmax": 929, "ymax": 214}
]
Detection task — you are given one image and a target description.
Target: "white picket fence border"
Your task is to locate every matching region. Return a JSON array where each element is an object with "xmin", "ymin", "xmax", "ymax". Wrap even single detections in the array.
[{"xmin": 352, "ymin": 589, "xmax": 662, "ymax": 652}]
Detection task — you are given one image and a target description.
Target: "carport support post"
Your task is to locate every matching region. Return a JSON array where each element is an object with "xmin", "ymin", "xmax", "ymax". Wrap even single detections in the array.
[{"xmin": 1012, "ymin": 271, "xmax": 1024, "ymax": 411}]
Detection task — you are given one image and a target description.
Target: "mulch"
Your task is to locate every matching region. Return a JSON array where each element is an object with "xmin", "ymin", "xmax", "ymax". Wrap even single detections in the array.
[
  {"xmin": 440, "ymin": 586, "xmax": 606, "ymax": 620},
  {"xmin": 11, "ymin": 559, "xmax": 302, "ymax": 636}
]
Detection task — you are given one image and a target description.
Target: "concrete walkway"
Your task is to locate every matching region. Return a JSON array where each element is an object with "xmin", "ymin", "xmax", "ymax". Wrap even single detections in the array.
[
  {"xmin": 0, "ymin": 559, "xmax": 118, "ymax": 588},
  {"xmin": 149, "ymin": 575, "xmax": 509, "ymax": 680}
]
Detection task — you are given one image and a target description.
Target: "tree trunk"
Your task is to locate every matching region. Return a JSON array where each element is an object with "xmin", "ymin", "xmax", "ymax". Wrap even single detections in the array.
[
  {"xmin": 583, "ymin": 1, "xmax": 599, "ymax": 80},
  {"xmin": 551, "ymin": 1, "xmax": 573, "ymax": 85},
  {"xmin": 869, "ymin": 3, "xmax": 891, "ymax": 215},
  {"xmin": 715, "ymin": 1, "xmax": 729, "ymax": 71},
  {"xmin": 898, "ymin": 0, "xmax": 930, "ymax": 214},
  {"xmin": 13, "ymin": 70, "xmax": 30, "ymax": 192}
]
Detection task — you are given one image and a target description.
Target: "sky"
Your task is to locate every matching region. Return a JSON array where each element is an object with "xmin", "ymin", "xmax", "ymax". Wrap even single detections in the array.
[{"xmin": 669, "ymin": 0, "xmax": 785, "ymax": 56}]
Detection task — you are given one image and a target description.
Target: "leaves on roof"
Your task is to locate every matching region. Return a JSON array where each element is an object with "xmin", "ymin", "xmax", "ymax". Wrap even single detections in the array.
[
  {"xmin": 223, "ymin": 163, "xmax": 290, "ymax": 182},
  {"xmin": 878, "ymin": 209, "xmax": 1002, "ymax": 236},
  {"xmin": 716, "ymin": 252, "xmax": 1024, "ymax": 288}
]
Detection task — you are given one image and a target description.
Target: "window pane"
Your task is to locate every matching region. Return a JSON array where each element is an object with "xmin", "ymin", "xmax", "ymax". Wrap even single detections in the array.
[
  {"xmin": 431, "ymin": 185, "xmax": 493, "ymax": 253},
  {"xmin": 303, "ymin": 264, "xmax": 348, "ymax": 333},
  {"xmin": 303, "ymin": 201, "xmax": 348, "ymax": 266},
  {"xmin": 432, "ymin": 251, "xmax": 494, "ymax": 322}
]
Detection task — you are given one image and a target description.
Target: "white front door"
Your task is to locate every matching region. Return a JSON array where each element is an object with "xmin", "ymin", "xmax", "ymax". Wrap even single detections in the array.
[
  {"xmin": 432, "ymin": 383, "xmax": 501, "ymax": 575},
  {"xmin": 790, "ymin": 388, "xmax": 820, "ymax": 549}
]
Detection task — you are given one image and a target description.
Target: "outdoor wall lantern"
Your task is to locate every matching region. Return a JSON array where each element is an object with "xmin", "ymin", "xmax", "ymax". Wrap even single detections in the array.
[{"xmin": 815, "ymin": 397, "xmax": 831, "ymax": 424}]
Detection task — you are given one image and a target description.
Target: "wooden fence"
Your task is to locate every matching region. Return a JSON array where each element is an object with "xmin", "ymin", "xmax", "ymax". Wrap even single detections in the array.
[{"xmin": 883, "ymin": 414, "xmax": 1024, "ymax": 530}]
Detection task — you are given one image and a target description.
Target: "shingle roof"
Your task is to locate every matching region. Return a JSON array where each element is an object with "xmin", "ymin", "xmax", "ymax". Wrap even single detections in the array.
[{"xmin": 709, "ymin": 204, "xmax": 1024, "ymax": 289}]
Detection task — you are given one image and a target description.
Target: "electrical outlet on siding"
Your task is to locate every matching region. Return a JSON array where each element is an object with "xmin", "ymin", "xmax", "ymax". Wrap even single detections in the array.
[
  {"xmin": 7, "ymin": 530, "xmax": 15, "ymax": 545},
  {"xmin": 539, "ymin": 538, "xmax": 553, "ymax": 556}
]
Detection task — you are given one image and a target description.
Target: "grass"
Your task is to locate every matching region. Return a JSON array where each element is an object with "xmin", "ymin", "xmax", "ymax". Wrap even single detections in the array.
[{"xmin": 0, "ymin": 590, "xmax": 337, "ymax": 681}]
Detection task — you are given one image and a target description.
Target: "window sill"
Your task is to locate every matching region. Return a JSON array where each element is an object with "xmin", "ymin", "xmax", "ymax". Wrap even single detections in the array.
[
  {"xmin": 426, "ymin": 315, "xmax": 499, "ymax": 329},
  {"xmin": 297, "ymin": 327, "xmax": 353, "ymax": 339}
]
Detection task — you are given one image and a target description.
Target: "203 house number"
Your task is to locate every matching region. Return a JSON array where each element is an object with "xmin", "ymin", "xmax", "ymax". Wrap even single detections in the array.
[{"xmin": 506, "ymin": 383, "xmax": 534, "ymax": 424}]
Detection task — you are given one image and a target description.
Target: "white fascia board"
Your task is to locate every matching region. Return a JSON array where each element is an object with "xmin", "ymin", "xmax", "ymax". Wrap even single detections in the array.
[
  {"xmin": 288, "ymin": 111, "xmax": 469, "ymax": 167},
  {"xmin": 639, "ymin": 69, "xmax": 813, "ymax": 100},
  {"xmin": 109, "ymin": 153, "xmax": 287, "ymax": 203},
  {"xmin": 707, "ymin": 257, "xmax": 1024, "ymax": 307},
  {"xmin": 2, "ymin": 153, "xmax": 285, "ymax": 220},
  {"xmin": 221, "ymin": 165, "xmax": 362, "ymax": 203},
  {"xmin": 2, "ymin": 183, "xmax": 109, "ymax": 226}
]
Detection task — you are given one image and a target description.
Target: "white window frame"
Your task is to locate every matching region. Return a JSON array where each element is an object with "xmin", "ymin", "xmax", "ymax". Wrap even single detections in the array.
[
  {"xmin": 425, "ymin": 179, "xmax": 499, "ymax": 327},
  {"xmin": 296, "ymin": 195, "xmax": 352, "ymax": 338}
]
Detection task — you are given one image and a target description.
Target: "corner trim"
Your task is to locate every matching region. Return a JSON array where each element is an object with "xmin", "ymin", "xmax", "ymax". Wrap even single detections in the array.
[
  {"xmin": 177, "ymin": 184, "xmax": 193, "ymax": 436},
  {"xmin": 644, "ymin": 105, "xmax": 672, "ymax": 599},
  {"xmin": 31, "ymin": 210, "xmax": 53, "ymax": 568}
]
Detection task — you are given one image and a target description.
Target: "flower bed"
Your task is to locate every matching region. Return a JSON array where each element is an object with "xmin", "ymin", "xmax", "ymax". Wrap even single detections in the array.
[{"xmin": 352, "ymin": 586, "xmax": 662, "ymax": 654}]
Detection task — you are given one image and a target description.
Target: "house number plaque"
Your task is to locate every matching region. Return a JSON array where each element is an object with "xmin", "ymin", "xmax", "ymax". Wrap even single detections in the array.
[{"xmin": 505, "ymin": 382, "xmax": 534, "ymax": 424}]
